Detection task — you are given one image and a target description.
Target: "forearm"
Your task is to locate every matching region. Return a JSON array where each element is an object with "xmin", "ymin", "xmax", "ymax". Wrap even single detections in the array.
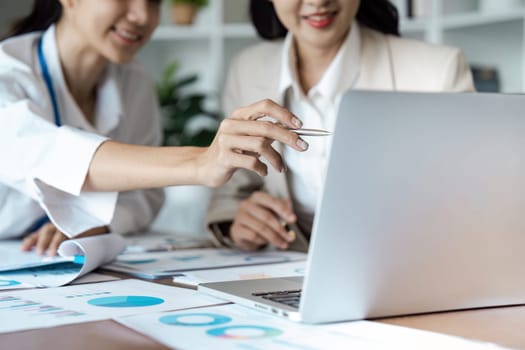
[{"xmin": 83, "ymin": 141, "xmax": 205, "ymax": 192}]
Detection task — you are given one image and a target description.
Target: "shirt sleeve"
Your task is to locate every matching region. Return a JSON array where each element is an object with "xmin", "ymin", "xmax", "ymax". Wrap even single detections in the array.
[{"xmin": 0, "ymin": 80, "xmax": 118, "ymax": 238}]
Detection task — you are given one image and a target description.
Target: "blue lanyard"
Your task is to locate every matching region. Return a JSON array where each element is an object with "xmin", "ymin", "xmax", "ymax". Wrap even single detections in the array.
[
  {"xmin": 28, "ymin": 37, "xmax": 59, "ymax": 235},
  {"xmin": 37, "ymin": 37, "xmax": 61, "ymax": 127}
]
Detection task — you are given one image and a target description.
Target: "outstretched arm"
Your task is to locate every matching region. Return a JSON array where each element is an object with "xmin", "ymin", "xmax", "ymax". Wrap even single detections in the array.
[{"xmin": 84, "ymin": 99, "xmax": 308, "ymax": 192}]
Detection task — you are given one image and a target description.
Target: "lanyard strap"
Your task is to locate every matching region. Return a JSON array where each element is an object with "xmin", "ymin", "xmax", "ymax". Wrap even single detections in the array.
[{"xmin": 37, "ymin": 37, "xmax": 61, "ymax": 127}]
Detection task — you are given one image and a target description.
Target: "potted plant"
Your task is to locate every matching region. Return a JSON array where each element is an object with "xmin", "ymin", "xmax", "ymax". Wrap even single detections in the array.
[
  {"xmin": 170, "ymin": 0, "xmax": 209, "ymax": 25},
  {"xmin": 152, "ymin": 60, "xmax": 220, "ymax": 235},
  {"xmin": 156, "ymin": 60, "xmax": 220, "ymax": 147}
]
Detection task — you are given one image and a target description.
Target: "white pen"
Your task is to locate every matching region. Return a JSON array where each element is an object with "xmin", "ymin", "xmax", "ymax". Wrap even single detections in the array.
[{"xmin": 288, "ymin": 128, "xmax": 332, "ymax": 136}]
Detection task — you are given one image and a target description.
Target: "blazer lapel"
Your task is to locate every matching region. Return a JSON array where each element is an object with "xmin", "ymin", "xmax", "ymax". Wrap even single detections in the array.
[{"xmin": 355, "ymin": 28, "xmax": 396, "ymax": 91}]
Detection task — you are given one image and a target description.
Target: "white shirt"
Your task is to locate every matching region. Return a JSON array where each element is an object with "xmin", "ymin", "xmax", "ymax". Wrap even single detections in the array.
[
  {"xmin": 281, "ymin": 23, "xmax": 361, "ymax": 233},
  {"xmin": 0, "ymin": 25, "xmax": 164, "ymax": 239}
]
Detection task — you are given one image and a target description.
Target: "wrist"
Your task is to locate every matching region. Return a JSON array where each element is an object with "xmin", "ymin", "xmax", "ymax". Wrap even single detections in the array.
[
  {"xmin": 165, "ymin": 146, "xmax": 206, "ymax": 186},
  {"xmin": 191, "ymin": 147, "xmax": 209, "ymax": 186}
]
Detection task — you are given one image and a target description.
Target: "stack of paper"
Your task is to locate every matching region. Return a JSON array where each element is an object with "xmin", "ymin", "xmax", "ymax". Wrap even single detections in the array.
[
  {"xmin": 103, "ymin": 248, "xmax": 307, "ymax": 279},
  {"xmin": 122, "ymin": 231, "xmax": 214, "ymax": 253},
  {"xmin": 172, "ymin": 261, "xmax": 306, "ymax": 287}
]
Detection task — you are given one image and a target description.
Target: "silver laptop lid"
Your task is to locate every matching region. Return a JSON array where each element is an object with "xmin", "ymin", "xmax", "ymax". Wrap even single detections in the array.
[{"xmin": 300, "ymin": 91, "xmax": 525, "ymax": 323}]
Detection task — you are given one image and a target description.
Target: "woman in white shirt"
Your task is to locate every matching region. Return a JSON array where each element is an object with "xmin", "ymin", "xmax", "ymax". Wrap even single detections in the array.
[
  {"xmin": 206, "ymin": 0, "xmax": 475, "ymax": 251},
  {"xmin": 1, "ymin": 0, "xmax": 308, "ymax": 255}
]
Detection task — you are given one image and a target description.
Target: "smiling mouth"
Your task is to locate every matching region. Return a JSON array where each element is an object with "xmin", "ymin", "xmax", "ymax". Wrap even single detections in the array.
[
  {"xmin": 301, "ymin": 11, "xmax": 338, "ymax": 28},
  {"xmin": 112, "ymin": 27, "xmax": 144, "ymax": 44}
]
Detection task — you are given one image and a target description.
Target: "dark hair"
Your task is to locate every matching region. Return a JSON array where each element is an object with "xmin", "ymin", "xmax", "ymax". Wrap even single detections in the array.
[
  {"xmin": 2, "ymin": 0, "xmax": 62, "ymax": 41},
  {"xmin": 249, "ymin": 0, "xmax": 400, "ymax": 40}
]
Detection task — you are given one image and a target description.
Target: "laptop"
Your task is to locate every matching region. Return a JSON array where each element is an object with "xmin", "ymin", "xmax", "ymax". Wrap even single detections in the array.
[{"xmin": 199, "ymin": 91, "xmax": 525, "ymax": 324}]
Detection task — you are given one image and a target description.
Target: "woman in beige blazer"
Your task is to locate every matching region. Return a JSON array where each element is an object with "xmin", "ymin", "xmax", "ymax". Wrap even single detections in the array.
[{"xmin": 207, "ymin": 0, "xmax": 475, "ymax": 251}]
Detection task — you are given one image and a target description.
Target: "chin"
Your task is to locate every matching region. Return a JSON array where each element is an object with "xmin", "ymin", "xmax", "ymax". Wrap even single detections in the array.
[{"xmin": 109, "ymin": 54, "xmax": 135, "ymax": 65}]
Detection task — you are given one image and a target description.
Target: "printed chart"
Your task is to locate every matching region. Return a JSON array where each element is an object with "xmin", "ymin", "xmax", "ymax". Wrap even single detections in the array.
[
  {"xmin": 0, "ymin": 279, "xmax": 222, "ymax": 333},
  {"xmin": 104, "ymin": 248, "xmax": 307, "ymax": 279},
  {"xmin": 172, "ymin": 261, "xmax": 307, "ymax": 287},
  {"xmin": 116, "ymin": 304, "xmax": 499, "ymax": 350}
]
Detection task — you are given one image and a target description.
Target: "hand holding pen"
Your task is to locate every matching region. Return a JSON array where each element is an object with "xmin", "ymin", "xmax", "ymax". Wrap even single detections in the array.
[{"xmin": 230, "ymin": 191, "xmax": 297, "ymax": 251}]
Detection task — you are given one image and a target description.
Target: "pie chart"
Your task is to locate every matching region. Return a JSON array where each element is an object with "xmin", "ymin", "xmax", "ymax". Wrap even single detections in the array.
[
  {"xmin": 159, "ymin": 313, "xmax": 232, "ymax": 327},
  {"xmin": 207, "ymin": 325, "xmax": 283, "ymax": 339},
  {"xmin": 87, "ymin": 295, "xmax": 164, "ymax": 308}
]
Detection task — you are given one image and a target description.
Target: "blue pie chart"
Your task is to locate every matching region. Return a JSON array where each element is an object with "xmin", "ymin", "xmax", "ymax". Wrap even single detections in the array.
[
  {"xmin": 87, "ymin": 296, "xmax": 164, "ymax": 308},
  {"xmin": 0, "ymin": 279, "xmax": 21, "ymax": 287},
  {"xmin": 159, "ymin": 313, "xmax": 232, "ymax": 327},
  {"xmin": 207, "ymin": 325, "xmax": 283, "ymax": 339}
]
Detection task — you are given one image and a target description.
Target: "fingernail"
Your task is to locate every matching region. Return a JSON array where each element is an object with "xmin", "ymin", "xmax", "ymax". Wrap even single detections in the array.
[
  {"xmin": 287, "ymin": 230, "xmax": 296, "ymax": 242},
  {"xmin": 292, "ymin": 117, "xmax": 303, "ymax": 128},
  {"xmin": 296, "ymin": 138, "xmax": 308, "ymax": 150}
]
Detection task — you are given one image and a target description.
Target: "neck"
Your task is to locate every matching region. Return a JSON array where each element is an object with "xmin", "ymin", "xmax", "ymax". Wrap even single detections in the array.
[
  {"xmin": 55, "ymin": 20, "xmax": 108, "ymax": 122},
  {"xmin": 294, "ymin": 34, "xmax": 347, "ymax": 93}
]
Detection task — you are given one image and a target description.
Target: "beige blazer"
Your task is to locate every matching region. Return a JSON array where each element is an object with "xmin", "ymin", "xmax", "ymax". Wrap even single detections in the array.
[{"xmin": 206, "ymin": 25, "xmax": 475, "ymax": 250}]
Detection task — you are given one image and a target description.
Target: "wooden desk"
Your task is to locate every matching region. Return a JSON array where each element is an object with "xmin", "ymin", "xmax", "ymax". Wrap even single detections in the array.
[
  {"xmin": 1, "ymin": 283, "xmax": 523, "ymax": 350},
  {"xmin": 382, "ymin": 305, "xmax": 525, "ymax": 349}
]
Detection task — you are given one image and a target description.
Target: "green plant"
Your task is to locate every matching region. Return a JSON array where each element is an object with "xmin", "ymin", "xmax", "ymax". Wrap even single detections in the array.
[
  {"xmin": 157, "ymin": 61, "xmax": 220, "ymax": 147},
  {"xmin": 170, "ymin": 0, "xmax": 208, "ymax": 7}
]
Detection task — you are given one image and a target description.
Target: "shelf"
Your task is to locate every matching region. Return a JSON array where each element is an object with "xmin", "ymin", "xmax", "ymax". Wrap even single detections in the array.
[
  {"xmin": 442, "ymin": 9, "xmax": 525, "ymax": 29},
  {"xmin": 223, "ymin": 23, "xmax": 257, "ymax": 38},
  {"xmin": 152, "ymin": 25, "xmax": 211, "ymax": 41},
  {"xmin": 153, "ymin": 8, "xmax": 525, "ymax": 41},
  {"xmin": 400, "ymin": 17, "xmax": 428, "ymax": 33}
]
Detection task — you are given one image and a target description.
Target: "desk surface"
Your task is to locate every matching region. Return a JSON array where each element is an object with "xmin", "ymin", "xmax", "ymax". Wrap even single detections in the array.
[{"xmin": 2, "ymin": 275, "xmax": 523, "ymax": 350}]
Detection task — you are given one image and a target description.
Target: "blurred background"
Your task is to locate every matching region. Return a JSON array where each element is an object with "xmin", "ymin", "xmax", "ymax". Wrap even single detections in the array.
[{"xmin": 1, "ymin": 0, "xmax": 523, "ymax": 236}]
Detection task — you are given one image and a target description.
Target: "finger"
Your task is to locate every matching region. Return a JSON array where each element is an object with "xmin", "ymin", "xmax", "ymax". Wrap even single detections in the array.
[
  {"xmin": 230, "ymin": 99, "xmax": 303, "ymax": 129},
  {"xmin": 243, "ymin": 197, "xmax": 293, "ymax": 239},
  {"xmin": 239, "ymin": 203, "xmax": 290, "ymax": 247},
  {"xmin": 230, "ymin": 223, "xmax": 267, "ymax": 251},
  {"xmin": 21, "ymin": 232, "xmax": 39, "ymax": 251},
  {"xmin": 250, "ymin": 192, "xmax": 296, "ymax": 222},
  {"xmin": 226, "ymin": 150, "xmax": 268, "ymax": 177},
  {"xmin": 47, "ymin": 232, "xmax": 68, "ymax": 257},
  {"xmin": 224, "ymin": 135, "xmax": 284, "ymax": 172},
  {"xmin": 219, "ymin": 119, "xmax": 309, "ymax": 152},
  {"xmin": 78, "ymin": 225, "xmax": 110, "ymax": 237},
  {"xmin": 35, "ymin": 224, "xmax": 56, "ymax": 255},
  {"xmin": 238, "ymin": 239, "xmax": 265, "ymax": 251}
]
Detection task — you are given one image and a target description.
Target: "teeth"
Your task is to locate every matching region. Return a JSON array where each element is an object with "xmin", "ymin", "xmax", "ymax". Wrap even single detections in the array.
[
  {"xmin": 117, "ymin": 30, "xmax": 140, "ymax": 41},
  {"xmin": 306, "ymin": 13, "xmax": 332, "ymax": 21}
]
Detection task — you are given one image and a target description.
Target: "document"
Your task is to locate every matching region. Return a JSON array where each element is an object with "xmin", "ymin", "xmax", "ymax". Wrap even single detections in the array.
[
  {"xmin": 103, "ymin": 248, "xmax": 307, "ymax": 279},
  {"xmin": 172, "ymin": 261, "xmax": 306, "ymax": 287},
  {"xmin": 123, "ymin": 230, "xmax": 214, "ymax": 253},
  {"xmin": 116, "ymin": 304, "xmax": 504, "ymax": 350},
  {"xmin": 0, "ymin": 234, "xmax": 125, "ymax": 288},
  {"xmin": 0, "ymin": 279, "xmax": 223, "ymax": 333},
  {"xmin": 0, "ymin": 272, "xmax": 119, "ymax": 291}
]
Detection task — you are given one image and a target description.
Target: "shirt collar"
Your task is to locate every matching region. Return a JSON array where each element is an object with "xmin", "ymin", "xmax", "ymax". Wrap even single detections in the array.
[
  {"xmin": 41, "ymin": 25, "xmax": 123, "ymax": 135},
  {"xmin": 278, "ymin": 21, "xmax": 361, "ymax": 102}
]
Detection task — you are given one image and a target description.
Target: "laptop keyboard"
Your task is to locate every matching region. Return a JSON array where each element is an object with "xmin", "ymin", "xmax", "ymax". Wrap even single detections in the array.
[{"xmin": 252, "ymin": 289, "xmax": 302, "ymax": 309}]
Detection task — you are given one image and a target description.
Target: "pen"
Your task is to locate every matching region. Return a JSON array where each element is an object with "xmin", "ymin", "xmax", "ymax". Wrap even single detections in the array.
[{"xmin": 288, "ymin": 128, "xmax": 332, "ymax": 136}]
